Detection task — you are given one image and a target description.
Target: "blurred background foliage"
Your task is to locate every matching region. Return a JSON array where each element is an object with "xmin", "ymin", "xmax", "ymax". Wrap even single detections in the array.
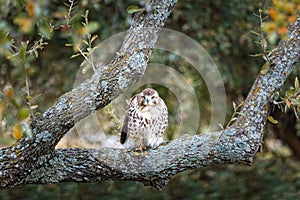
[{"xmin": 0, "ymin": 0, "xmax": 300, "ymax": 199}]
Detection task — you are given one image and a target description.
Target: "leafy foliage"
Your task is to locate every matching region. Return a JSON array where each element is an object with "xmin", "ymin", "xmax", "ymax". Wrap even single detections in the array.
[
  {"xmin": 263, "ymin": 0, "xmax": 300, "ymax": 43},
  {"xmin": 0, "ymin": 0, "xmax": 129, "ymax": 145}
]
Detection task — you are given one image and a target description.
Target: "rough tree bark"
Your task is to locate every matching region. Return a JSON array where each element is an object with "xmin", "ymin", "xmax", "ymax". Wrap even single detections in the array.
[{"xmin": 1, "ymin": 0, "xmax": 300, "ymax": 190}]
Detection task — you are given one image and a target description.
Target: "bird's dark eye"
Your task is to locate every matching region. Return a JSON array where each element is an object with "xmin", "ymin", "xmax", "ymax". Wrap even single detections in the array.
[{"xmin": 151, "ymin": 96, "xmax": 155, "ymax": 99}]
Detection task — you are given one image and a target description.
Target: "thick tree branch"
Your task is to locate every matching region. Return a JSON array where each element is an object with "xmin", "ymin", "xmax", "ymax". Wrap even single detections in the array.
[
  {"xmin": 25, "ymin": 133, "xmax": 224, "ymax": 190},
  {"xmin": 0, "ymin": 0, "xmax": 178, "ymax": 188},
  {"xmin": 1, "ymin": 2, "xmax": 300, "ymax": 190}
]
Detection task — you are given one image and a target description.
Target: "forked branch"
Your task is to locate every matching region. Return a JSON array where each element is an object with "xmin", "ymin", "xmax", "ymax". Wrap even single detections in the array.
[{"xmin": 0, "ymin": 1, "xmax": 299, "ymax": 190}]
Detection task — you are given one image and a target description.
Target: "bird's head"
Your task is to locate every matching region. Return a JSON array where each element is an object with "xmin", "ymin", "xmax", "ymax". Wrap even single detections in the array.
[{"xmin": 137, "ymin": 88, "xmax": 160, "ymax": 107}]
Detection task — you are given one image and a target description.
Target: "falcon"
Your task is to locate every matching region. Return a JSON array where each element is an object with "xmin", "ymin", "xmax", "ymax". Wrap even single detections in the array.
[{"xmin": 120, "ymin": 88, "xmax": 168, "ymax": 150}]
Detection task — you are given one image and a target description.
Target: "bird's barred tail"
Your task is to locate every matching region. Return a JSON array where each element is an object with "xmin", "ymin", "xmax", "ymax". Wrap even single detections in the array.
[{"xmin": 120, "ymin": 131, "xmax": 127, "ymax": 144}]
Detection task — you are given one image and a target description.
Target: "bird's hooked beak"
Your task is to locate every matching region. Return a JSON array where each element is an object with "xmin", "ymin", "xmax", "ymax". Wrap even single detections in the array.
[{"xmin": 144, "ymin": 96, "xmax": 151, "ymax": 105}]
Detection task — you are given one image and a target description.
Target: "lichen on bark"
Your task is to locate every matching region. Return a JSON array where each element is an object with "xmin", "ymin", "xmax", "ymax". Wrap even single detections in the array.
[{"xmin": 0, "ymin": 1, "xmax": 300, "ymax": 190}]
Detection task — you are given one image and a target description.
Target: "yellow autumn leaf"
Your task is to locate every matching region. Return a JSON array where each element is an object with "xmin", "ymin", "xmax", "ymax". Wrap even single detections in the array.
[
  {"xmin": 14, "ymin": 17, "xmax": 34, "ymax": 33},
  {"xmin": 288, "ymin": 15, "xmax": 296, "ymax": 23},
  {"xmin": 127, "ymin": 5, "xmax": 144, "ymax": 14},
  {"xmin": 268, "ymin": 8, "xmax": 277, "ymax": 20},
  {"xmin": 77, "ymin": 26, "xmax": 89, "ymax": 36},
  {"xmin": 260, "ymin": 63, "xmax": 270, "ymax": 75},
  {"xmin": 0, "ymin": 100, "xmax": 7, "ymax": 120},
  {"xmin": 277, "ymin": 26, "xmax": 288, "ymax": 36},
  {"xmin": 12, "ymin": 123, "xmax": 23, "ymax": 140},
  {"xmin": 27, "ymin": 1, "xmax": 35, "ymax": 18},
  {"xmin": 285, "ymin": 98, "xmax": 291, "ymax": 108},
  {"xmin": 3, "ymin": 84, "xmax": 14, "ymax": 98},
  {"xmin": 267, "ymin": 116, "xmax": 278, "ymax": 124}
]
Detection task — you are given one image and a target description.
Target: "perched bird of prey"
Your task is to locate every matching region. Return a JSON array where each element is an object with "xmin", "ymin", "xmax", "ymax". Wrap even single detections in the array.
[{"xmin": 120, "ymin": 88, "xmax": 168, "ymax": 150}]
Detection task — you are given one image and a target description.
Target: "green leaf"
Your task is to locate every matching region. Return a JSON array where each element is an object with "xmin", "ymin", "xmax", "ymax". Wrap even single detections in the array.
[
  {"xmin": 18, "ymin": 108, "xmax": 29, "ymax": 120},
  {"xmin": 82, "ymin": 65, "xmax": 91, "ymax": 74},
  {"xmin": 249, "ymin": 53, "xmax": 264, "ymax": 57},
  {"xmin": 260, "ymin": 62, "xmax": 270, "ymax": 75},
  {"xmin": 83, "ymin": 40, "xmax": 89, "ymax": 46},
  {"xmin": 295, "ymin": 77, "xmax": 299, "ymax": 90},
  {"xmin": 19, "ymin": 41, "xmax": 28, "ymax": 60},
  {"xmin": 90, "ymin": 35, "xmax": 98, "ymax": 43},
  {"xmin": 267, "ymin": 116, "xmax": 278, "ymax": 124},
  {"xmin": 127, "ymin": 5, "xmax": 144, "ymax": 14},
  {"xmin": 232, "ymin": 101, "xmax": 236, "ymax": 111},
  {"xmin": 70, "ymin": 53, "xmax": 80, "ymax": 58},
  {"xmin": 38, "ymin": 24, "xmax": 53, "ymax": 39},
  {"xmin": 86, "ymin": 22, "xmax": 99, "ymax": 33},
  {"xmin": 285, "ymin": 88, "xmax": 295, "ymax": 98},
  {"xmin": 274, "ymin": 91, "xmax": 280, "ymax": 100},
  {"xmin": 250, "ymin": 30, "xmax": 260, "ymax": 36},
  {"xmin": 291, "ymin": 97, "xmax": 300, "ymax": 105}
]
